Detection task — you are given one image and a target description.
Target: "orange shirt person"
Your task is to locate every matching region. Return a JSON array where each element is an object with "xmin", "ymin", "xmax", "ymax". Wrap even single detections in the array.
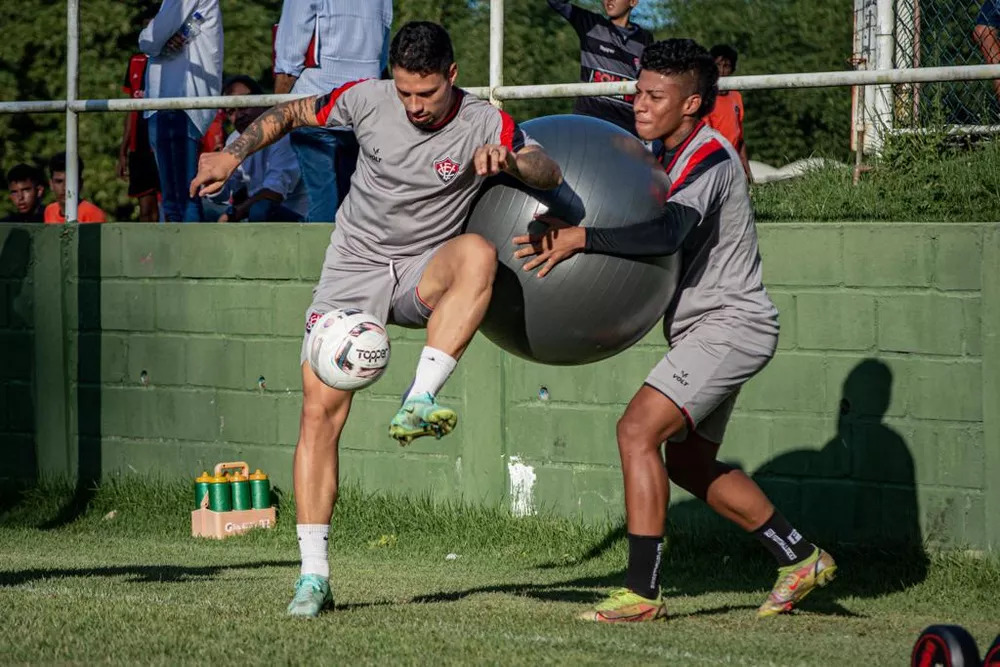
[
  {"xmin": 44, "ymin": 152, "xmax": 108, "ymax": 224},
  {"xmin": 705, "ymin": 44, "xmax": 752, "ymax": 181}
]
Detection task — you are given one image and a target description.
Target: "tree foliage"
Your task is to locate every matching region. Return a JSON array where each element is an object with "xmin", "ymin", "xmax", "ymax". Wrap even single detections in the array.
[{"xmin": 0, "ymin": 0, "xmax": 852, "ymax": 220}]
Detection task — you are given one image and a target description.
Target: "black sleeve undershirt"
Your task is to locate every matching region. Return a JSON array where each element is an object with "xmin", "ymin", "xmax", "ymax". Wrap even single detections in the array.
[{"xmin": 583, "ymin": 201, "xmax": 702, "ymax": 257}]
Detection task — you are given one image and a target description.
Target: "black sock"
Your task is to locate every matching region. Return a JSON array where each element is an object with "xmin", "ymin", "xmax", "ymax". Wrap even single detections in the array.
[
  {"xmin": 624, "ymin": 533, "xmax": 663, "ymax": 599},
  {"xmin": 752, "ymin": 511, "xmax": 815, "ymax": 566}
]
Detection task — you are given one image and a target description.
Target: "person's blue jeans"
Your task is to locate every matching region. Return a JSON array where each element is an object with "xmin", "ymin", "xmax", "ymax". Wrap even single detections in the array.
[
  {"xmin": 247, "ymin": 199, "xmax": 303, "ymax": 222},
  {"xmin": 289, "ymin": 127, "xmax": 359, "ymax": 222},
  {"xmin": 149, "ymin": 110, "xmax": 205, "ymax": 222}
]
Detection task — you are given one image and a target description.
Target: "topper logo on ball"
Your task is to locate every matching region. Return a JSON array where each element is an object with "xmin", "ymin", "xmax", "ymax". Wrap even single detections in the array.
[{"xmin": 465, "ymin": 115, "xmax": 677, "ymax": 366}]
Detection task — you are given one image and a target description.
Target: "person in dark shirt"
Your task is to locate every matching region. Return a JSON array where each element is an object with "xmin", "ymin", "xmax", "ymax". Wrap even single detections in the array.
[
  {"xmin": 118, "ymin": 53, "xmax": 162, "ymax": 222},
  {"xmin": 548, "ymin": 0, "xmax": 653, "ymax": 135},
  {"xmin": 1, "ymin": 164, "xmax": 46, "ymax": 223}
]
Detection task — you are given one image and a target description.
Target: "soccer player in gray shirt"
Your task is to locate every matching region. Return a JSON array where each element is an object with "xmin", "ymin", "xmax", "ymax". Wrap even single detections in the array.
[
  {"xmin": 190, "ymin": 22, "xmax": 562, "ymax": 618},
  {"xmin": 514, "ymin": 39, "xmax": 837, "ymax": 623}
]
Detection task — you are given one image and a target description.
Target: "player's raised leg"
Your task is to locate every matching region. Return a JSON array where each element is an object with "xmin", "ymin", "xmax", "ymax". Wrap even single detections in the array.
[
  {"xmin": 287, "ymin": 363, "xmax": 354, "ymax": 617},
  {"xmin": 389, "ymin": 233, "xmax": 497, "ymax": 445},
  {"xmin": 665, "ymin": 428, "xmax": 837, "ymax": 619}
]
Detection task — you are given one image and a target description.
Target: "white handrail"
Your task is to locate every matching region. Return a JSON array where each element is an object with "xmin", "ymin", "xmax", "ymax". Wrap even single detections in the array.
[{"xmin": 4, "ymin": 0, "xmax": 1000, "ymax": 221}]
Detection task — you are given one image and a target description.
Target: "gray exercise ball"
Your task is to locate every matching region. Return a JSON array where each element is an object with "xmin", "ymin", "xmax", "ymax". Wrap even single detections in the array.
[{"xmin": 465, "ymin": 114, "xmax": 680, "ymax": 365}]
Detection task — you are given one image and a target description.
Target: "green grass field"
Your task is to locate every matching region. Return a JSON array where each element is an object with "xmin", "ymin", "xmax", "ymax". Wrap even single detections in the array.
[
  {"xmin": 753, "ymin": 138, "xmax": 1000, "ymax": 222},
  {"xmin": 1, "ymin": 480, "xmax": 997, "ymax": 665}
]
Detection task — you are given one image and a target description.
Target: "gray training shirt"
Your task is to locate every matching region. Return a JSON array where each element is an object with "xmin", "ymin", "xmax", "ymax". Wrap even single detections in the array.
[
  {"xmin": 314, "ymin": 79, "xmax": 536, "ymax": 266},
  {"xmin": 660, "ymin": 123, "xmax": 779, "ymax": 347}
]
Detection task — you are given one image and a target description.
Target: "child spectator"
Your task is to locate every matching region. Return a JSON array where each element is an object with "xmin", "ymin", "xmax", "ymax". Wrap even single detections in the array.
[
  {"xmin": 705, "ymin": 44, "xmax": 752, "ymax": 180},
  {"xmin": 2, "ymin": 164, "xmax": 46, "ymax": 223},
  {"xmin": 44, "ymin": 153, "xmax": 107, "ymax": 224},
  {"xmin": 548, "ymin": 0, "xmax": 653, "ymax": 136},
  {"xmin": 118, "ymin": 52, "xmax": 162, "ymax": 222}
]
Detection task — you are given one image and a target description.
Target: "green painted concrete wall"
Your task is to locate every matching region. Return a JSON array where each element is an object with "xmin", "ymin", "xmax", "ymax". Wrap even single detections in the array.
[{"xmin": 2, "ymin": 222, "xmax": 997, "ymax": 550}]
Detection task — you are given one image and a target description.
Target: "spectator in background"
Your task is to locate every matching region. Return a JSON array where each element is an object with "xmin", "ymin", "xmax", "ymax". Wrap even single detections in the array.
[
  {"xmin": 206, "ymin": 75, "xmax": 308, "ymax": 222},
  {"xmin": 2, "ymin": 164, "xmax": 46, "ymax": 223},
  {"xmin": 201, "ymin": 109, "xmax": 227, "ymax": 154},
  {"xmin": 118, "ymin": 52, "xmax": 162, "ymax": 222},
  {"xmin": 139, "ymin": 0, "xmax": 223, "ymax": 222},
  {"xmin": 547, "ymin": 0, "xmax": 653, "ymax": 136},
  {"xmin": 974, "ymin": 1, "xmax": 1000, "ymax": 105},
  {"xmin": 705, "ymin": 44, "xmax": 752, "ymax": 181},
  {"xmin": 273, "ymin": 0, "xmax": 392, "ymax": 221},
  {"xmin": 44, "ymin": 153, "xmax": 107, "ymax": 224}
]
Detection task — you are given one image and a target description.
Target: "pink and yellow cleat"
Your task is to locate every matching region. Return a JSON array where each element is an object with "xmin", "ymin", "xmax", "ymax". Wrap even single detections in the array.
[
  {"xmin": 578, "ymin": 588, "xmax": 668, "ymax": 623},
  {"xmin": 757, "ymin": 547, "xmax": 837, "ymax": 618}
]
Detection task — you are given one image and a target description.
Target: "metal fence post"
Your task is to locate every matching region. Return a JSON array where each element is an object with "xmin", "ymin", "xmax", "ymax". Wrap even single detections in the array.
[
  {"xmin": 65, "ymin": 0, "xmax": 80, "ymax": 223},
  {"xmin": 490, "ymin": 0, "xmax": 504, "ymax": 108}
]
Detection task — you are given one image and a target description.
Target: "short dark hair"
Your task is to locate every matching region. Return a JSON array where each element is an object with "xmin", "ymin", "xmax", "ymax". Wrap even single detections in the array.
[
  {"xmin": 389, "ymin": 21, "xmax": 454, "ymax": 76},
  {"xmin": 223, "ymin": 74, "xmax": 264, "ymax": 96},
  {"xmin": 6, "ymin": 163, "xmax": 44, "ymax": 189},
  {"xmin": 710, "ymin": 44, "xmax": 739, "ymax": 71},
  {"xmin": 640, "ymin": 39, "xmax": 719, "ymax": 118},
  {"xmin": 49, "ymin": 151, "xmax": 84, "ymax": 177}
]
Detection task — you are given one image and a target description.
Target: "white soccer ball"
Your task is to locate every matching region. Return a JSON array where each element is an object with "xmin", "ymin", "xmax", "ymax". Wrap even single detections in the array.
[{"xmin": 307, "ymin": 309, "xmax": 391, "ymax": 391}]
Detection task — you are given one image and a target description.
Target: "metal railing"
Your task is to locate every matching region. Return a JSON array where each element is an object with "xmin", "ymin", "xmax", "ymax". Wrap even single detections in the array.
[{"xmin": 3, "ymin": 0, "xmax": 1000, "ymax": 220}]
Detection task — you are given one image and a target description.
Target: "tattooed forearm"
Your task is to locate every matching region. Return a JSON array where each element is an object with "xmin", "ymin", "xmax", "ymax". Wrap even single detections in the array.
[
  {"xmin": 223, "ymin": 97, "xmax": 319, "ymax": 162},
  {"xmin": 509, "ymin": 148, "xmax": 563, "ymax": 191}
]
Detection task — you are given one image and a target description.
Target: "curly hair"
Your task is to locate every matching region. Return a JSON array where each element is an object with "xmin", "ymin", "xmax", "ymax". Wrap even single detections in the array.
[
  {"xmin": 640, "ymin": 39, "xmax": 719, "ymax": 118},
  {"xmin": 389, "ymin": 22, "xmax": 455, "ymax": 76},
  {"xmin": 710, "ymin": 44, "xmax": 739, "ymax": 71}
]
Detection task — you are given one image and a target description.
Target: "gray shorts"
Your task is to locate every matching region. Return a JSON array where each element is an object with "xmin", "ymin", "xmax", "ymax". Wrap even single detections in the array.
[
  {"xmin": 300, "ymin": 244, "xmax": 438, "ymax": 364},
  {"xmin": 645, "ymin": 334, "xmax": 775, "ymax": 444}
]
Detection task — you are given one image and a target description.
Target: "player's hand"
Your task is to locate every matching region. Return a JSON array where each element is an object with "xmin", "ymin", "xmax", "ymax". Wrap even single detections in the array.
[
  {"xmin": 116, "ymin": 151, "xmax": 128, "ymax": 181},
  {"xmin": 165, "ymin": 33, "xmax": 185, "ymax": 54},
  {"xmin": 190, "ymin": 151, "xmax": 240, "ymax": 198},
  {"xmin": 513, "ymin": 214, "xmax": 586, "ymax": 278},
  {"xmin": 474, "ymin": 143, "xmax": 511, "ymax": 177}
]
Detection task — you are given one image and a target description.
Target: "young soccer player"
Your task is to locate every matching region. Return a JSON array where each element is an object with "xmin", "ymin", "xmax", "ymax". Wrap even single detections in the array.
[
  {"xmin": 190, "ymin": 21, "xmax": 562, "ymax": 618},
  {"xmin": 514, "ymin": 38, "xmax": 836, "ymax": 623},
  {"xmin": 548, "ymin": 0, "xmax": 653, "ymax": 135}
]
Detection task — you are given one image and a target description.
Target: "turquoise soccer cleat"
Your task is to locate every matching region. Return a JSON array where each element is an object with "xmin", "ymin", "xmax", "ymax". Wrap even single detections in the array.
[
  {"xmin": 286, "ymin": 574, "xmax": 333, "ymax": 618},
  {"xmin": 388, "ymin": 392, "xmax": 458, "ymax": 446}
]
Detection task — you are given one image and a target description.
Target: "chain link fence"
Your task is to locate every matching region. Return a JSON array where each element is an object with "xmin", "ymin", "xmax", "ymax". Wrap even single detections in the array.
[{"xmin": 853, "ymin": 0, "xmax": 1000, "ymax": 166}]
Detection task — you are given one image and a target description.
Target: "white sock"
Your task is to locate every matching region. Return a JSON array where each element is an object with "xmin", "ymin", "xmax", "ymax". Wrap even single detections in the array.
[
  {"xmin": 404, "ymin": 346, "xmax": 457, "ymax": 402},
  {"xmin": 297, "ymin": 524, "xmax": 330, "ymax": 578}
]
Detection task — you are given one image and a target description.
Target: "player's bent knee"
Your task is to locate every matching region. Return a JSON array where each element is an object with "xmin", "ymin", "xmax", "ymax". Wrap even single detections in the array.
[
  {"xmin": 616, "ymin": 413, "xmax": 660, "ymax": 452},
  {"xmin": 461, "ymin": 233, "xmax": 498, "ymax": 265},
  {"xmin": 457, "ymin": 234, "xmax": 498, "ymax": 285}
]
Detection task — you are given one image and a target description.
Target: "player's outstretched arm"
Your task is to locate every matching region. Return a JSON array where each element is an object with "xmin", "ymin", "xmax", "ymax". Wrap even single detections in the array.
[{"xmin": 189, "ymin": 96, "xmax": 320, "ymax": 198}]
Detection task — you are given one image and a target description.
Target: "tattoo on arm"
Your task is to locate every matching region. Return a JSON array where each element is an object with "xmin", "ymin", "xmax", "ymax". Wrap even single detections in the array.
[
  {"xmin": 224, "ymin": 97, "xmax": 319, "ymax": 162},
  {"xmin": 509, "ymin": 148, "xmax": 563, "ymax": 191}
]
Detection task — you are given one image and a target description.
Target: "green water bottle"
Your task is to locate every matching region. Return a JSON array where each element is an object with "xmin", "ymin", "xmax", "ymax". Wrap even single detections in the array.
[
  {"xmin": 231, "ymin": 471, "xmax": 252, "ymax": 511},
  {"xmin": 194, "ymin": 471, "xmax": 212, "ymax": 509},
  {"xmin": 208, "ymin": 473, "xmax": 232, "ymax": 512},
  {"xmin": 249, "ymin": 469, "xmax": 271, "ymax": 509}
]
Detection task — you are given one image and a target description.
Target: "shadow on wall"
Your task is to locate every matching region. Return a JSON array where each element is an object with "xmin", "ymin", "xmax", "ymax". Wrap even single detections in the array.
[
  {"xmin": 0, "ymin": 228, "xmax": 37, "ymax": 505},
  {"xmin": 553, "ymin": 358, "xmax": 929, "ymax": 605},
  {"xmin": 40, "ymin": 225, "xmax": 102, "ymax": 529}
]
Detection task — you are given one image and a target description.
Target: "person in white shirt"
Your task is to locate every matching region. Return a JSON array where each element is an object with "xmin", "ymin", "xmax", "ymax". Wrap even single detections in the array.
[
  {"xmin": 273, "ymin": 0, "xmax": 392, "ymax": 221},
  {"xmin": 209, "ymin": 76, "xmax": 307, "ymax": 222},
  {"xmin": 139, "ymin": 0, "xmax": 223, "ymax": 222}
]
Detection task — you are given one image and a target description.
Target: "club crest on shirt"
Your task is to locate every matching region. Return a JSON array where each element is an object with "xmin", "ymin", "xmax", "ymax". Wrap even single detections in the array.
[{"xmin": 433, "ymin": 156, "xmax": 461, "ymax": 183}]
